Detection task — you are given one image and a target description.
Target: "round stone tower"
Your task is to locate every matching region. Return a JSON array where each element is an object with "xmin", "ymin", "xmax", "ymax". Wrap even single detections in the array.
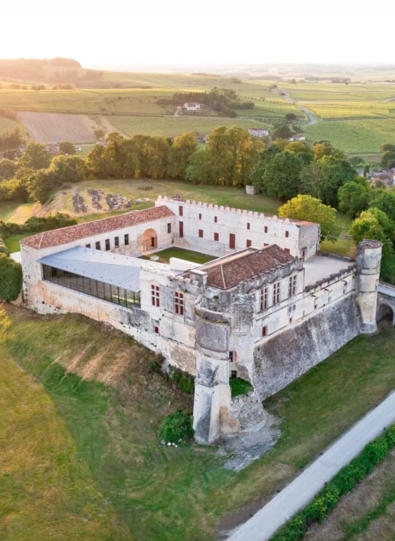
[
  {"xmin": 356, "ymin": 239, "xmax": 382, "ymax": 334},
  {"xmin": 193, "ymin": 305, "xmax": 232, "ymax": 444}
]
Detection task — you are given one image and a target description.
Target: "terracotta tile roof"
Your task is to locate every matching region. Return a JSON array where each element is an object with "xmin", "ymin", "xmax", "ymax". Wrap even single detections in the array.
[
  {"xmin": 201, "ymin": 245, "xmax": 295, "ymax": 290},
  {"xmin": 21, "ymin": 206, "xmax": 174, "ymax": 250}
]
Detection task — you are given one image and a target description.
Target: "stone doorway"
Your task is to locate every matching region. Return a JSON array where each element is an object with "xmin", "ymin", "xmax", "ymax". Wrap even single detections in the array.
[
  {"xmin": 377, "ymin": 303, "xmax": 394, "ymax": 325},
  {"xmin": 141, "ymin": 228, "xmax": 158, "ymax": 252}
]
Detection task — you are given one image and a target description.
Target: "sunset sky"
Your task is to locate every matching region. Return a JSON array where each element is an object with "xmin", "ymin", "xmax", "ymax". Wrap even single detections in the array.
[{"xmin": 2, "ymin": 1, "xmax": 394, "ymax": 69}]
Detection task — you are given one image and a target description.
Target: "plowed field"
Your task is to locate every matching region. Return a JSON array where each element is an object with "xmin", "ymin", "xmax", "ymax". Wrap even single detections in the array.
[{"xmin": 17, "ymin": 112, "xmax": 93, "ymax": 143}]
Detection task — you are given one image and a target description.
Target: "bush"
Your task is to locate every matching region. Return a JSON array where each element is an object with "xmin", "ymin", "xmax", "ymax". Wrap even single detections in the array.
[
  {"xmin": 0, "ymin": 253, "xmax": 22, "ymax": 301},
  {"xmin": 160, "ymin": 410, "xmax": 194, "ymax": 443}
]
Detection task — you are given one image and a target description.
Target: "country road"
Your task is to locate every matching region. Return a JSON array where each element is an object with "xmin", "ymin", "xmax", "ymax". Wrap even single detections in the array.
[
  {"xmin": 226, "ymin": 390, "xmax": 395, "ymax": 541},
  {"xmin": 275, "ymin": 87, "xmax": 320, "ymax": 125}
]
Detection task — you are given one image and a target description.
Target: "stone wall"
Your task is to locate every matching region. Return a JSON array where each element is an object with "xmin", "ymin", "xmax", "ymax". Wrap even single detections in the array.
[{"xmin": 252, "ymin": 294, "xmax": 361, "ymax": 399}]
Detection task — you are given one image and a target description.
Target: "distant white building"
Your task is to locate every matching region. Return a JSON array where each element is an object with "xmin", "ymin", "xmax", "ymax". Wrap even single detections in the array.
[
  {"xmin": 248, "ymin": 128, "xmax": 270, "ymax": 138},
  {"xmin": 184, "ymin": 102, "xmax": 202, "ymax": 111}
]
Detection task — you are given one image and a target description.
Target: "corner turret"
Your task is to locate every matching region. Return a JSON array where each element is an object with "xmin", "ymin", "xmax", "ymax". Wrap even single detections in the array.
[{"xmin": 356, "ymin": 239, "xmax": 382, "ymax": 334}]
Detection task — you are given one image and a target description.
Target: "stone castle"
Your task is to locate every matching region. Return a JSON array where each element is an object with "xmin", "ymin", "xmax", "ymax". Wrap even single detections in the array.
[{"xmin": 20, "ymin": 196, "xmax": 386, "ymax": 444}]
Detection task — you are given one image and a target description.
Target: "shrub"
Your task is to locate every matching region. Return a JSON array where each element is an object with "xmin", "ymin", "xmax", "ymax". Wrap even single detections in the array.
[
  {"xmin": 0, "ymin": 236, "xmax": 9, "ymax": 255},
  {"xmin": 0, "ymin": 253, "xmax": 22, "ymax": 301},
  {"xmin": 160, "ymin": 410, "xmax": 194, "ymax": 443}
]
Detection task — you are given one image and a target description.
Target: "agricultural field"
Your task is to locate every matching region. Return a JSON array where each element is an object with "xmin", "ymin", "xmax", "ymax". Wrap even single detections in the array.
[
  {"xmin": 108, "ymin": 115, "xmax": 268, "ymax": 137},
  {"xmin": 305, "ymin": 118, "xmax": 395, "ymax": 154},
  {"xmin": 0, "ymin": 115, "xmax": 28, "ymax": 137},
  {"xmin": 17, "ymin": 112, "xmax": 94, "ymax": 143}
]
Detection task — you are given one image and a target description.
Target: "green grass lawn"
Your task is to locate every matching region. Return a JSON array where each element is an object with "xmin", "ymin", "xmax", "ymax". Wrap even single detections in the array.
[
  {"xmin": 145, "ymin": 247, "xmax": 216, "ymax": 264},
  {"xmin": 4, "ymin": 305, "xmax": 395, "ymax": 540}
]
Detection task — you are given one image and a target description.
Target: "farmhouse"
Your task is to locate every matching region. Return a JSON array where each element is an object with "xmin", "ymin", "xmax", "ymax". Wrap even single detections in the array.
[
  {"xmin": 248, "ymin": 128, "xmax": 270, "ymax": 138},
  {"xmin": 21, "ymin": 197, "xmax": 385, "ymax": 444},
  {"xmin": 184, "ymin": 102, "xmax": 202, "ymax": 111}
]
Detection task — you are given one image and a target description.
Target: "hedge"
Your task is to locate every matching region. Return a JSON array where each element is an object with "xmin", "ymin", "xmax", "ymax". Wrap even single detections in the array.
[
  {"xmin": 0, "ymin": 236, "xmax": 9, "ymax": 255},
  {"xmin": 271, "ymin": 424, "xmax": 395, "ymax": 541}
]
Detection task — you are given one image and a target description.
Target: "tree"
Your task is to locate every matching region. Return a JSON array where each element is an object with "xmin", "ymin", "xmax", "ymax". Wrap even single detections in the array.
[
  {"xmin": 0, "ymin": 253, "xmax": 22, "ymax": 301},
  {"xmin": 253, "ymin": 149, "xmax": 303, "ymax": 200},
  {"xmin": 278, "ymin": 195, "xmax": 341, "ymax": 242},
  {"xmin": 284, "ymin": 141, "xmax": 314, "ymax": 165},
  {"xmin": 311, "ymin": 141, "xmax": 345, "ymax": 161},
  {"xmin": 49, "ymin": 154, "xmax": 86, "ymax": 184},
  {"xmin": 351, "ymin": 208, "xmax": 395, "ymax": 282},
  {"xmin": 300, "ymin": 157, "xmax": 358, "ymax": 208},
  {"xmin": 185, "ymin": 149, "xmax": 213, "ymax": 184},
  {"xmin": 380, "ymin": 150, "xmax": 395, "ymax": 168},
  {"xmin": 19, "ymin": 142, "xmax": 51, "ymax": 170},
  {"xmin": 370, "ymin": 191, "xmax": 395, "ymax": 222},
  {"xmin": 58, "ymin": 141, "xmax": 76, "ymax": 155},
  {"xmin": 338, "ymin": 178, "xmax": 372, "ymax": 218},
  {"xmin": 0, "ymin": 158, "xmax": 17, "ymax": 180},
  {"xmin": 380, "ymin": 143, "xmax": 395, "ymax": 153},
  {"xmin": 167, "ymin": 132, "xmax": 197, "ymax": 180},
  {"xmin": 94, "ymin": 128, "xmax": 105, "ymax": 140}
]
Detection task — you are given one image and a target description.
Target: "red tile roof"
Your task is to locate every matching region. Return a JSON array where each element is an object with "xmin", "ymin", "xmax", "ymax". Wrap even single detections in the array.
[
  {"xmin": 21, "ymin": 206, "xmax": 174, "ymax": 250},
  {"xmin": 201, "ymin": 245, "xmax": 295, "ymax": 290}
]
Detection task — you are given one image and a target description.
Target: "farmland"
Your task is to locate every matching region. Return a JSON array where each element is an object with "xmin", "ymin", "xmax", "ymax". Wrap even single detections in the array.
[
  {"xmin": 0, "ymin": 115, "xmax": 28, "ymax": 137},
  {"xmin": 108, "ymin": 115, "xmax": 269, "ymax": 138},
  {"xmin": 17, "ymin": 112, "xmax": 94, "ymax": 143},
  {"xmin": 305, "ymin": 118, "xmax": 395, "ymax": 154}
]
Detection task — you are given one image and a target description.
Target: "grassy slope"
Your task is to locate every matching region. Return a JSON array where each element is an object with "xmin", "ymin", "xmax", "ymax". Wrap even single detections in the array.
[
  {"xmin": 0, "ymin": 338, "xmax": 127, "ymax": 540},
  {"xmin": 3, "ymin": 305, "xmax": 395, "ymax": 540}
]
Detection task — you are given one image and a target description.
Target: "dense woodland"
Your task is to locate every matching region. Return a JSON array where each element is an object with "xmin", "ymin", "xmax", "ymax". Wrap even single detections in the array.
[{"xmin": 1, "ymin": 125, "xmax": 395, "ymax": 282}]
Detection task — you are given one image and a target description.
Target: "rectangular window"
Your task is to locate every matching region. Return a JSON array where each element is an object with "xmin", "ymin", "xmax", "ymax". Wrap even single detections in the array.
[
  {"xmin": 246, "ymin": 239, "xmax": 252, "ymax": 248},
  {"xmin": 199, "ymin": 229, "xmax": 203, "ymax": 238},
  {"xmin": 124, "ymin": 234, "xmax": 129, "ymax": 246},
  {"xmin": 260, "ymin": 287, "xmax": 268, "ymax": 311},
  {"xmin": 95, "ymin": 241, "xmax": 101, "ymax": 250},
  {"xmin": 229, "ymin": 351, "xmax": 237, "ymax": 363},
  {"xmin": 284, "ymin": 248, "xmax": 290, "ymax": 254},
  {"xmin": 273, "ymin": 282, "xmax": 280, "ymax": 305},
  {"xmin": 86, "ymin": 243, "xmax": 91, "ymax": 248},
  {"xmin": 179, "ymin": 221, "xmax": 184, "ymax": 238},
  {"xmin": 214, "ymin": 232, "xmax": 219, "ymax": 242},
  {"xmin": 289, "ymin": 275, "xmax": 297, "ymax": 297},
  {"xmin": 105, "ymin": 239, "xmax": 110, "ymax": 251},
  {"xmin": 154, "ymin": 326, "xmax": 159, "ymax": 335},
  {"xmin": 199, "ymin": 213, "xmax": 202, "ymax": 220},
  {"xmin": 151, "ymin": 285, "xmax": 160, "ymax": 307},
  {"xmin": 229, "ymin": 233, "xmax": 236, "ymax": 249},
  {"xmin": 247, "ymin": 222, "xmax": 250, "ymax": 230},
  {"xmin": 262, "ymin": 326, "xmax": 267, "ymax": 337},
  {"xmin": 114, "ymin": 236, "xmax": 119, "ymax": 248},
  {"xmin": 231, "ymin": 370, "xmax": 237, "ymax": 379},
  {"xmin": 285, "ymin": 231, "xmax": 289, "ymax": 238},
  {"xmin": 179, "ymin": 206, "xmax": 183, "ymax": 216},
  {"xmin": 214, "ymin": 216, "xmax": 218, "ymax": 223},
  {"xmin": 167, "ymin": 223, "xmax": 171, "ymax": 234},
  {"xmin": 264, "ymin": 226, "xmax": 268, "ymax": 233},
  {"xmin": 174, "ymin": 291, "xmax": 184, "ymax": 315}
]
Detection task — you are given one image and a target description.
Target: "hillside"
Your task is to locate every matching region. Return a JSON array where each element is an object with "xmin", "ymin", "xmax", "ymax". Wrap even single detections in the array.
[{"xmin": 3, "ymin": 303, "xmax": 395, "ymax": 540}]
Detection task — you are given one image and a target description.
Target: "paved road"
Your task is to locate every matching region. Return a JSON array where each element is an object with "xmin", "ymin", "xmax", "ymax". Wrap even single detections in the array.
[
  {"xmin": 275, "ymin": 88, "xmax": 319, "ymax": 125},
  {"xmin": 227, "ymin": 391, "xmax": 395, "ymax": 541}
]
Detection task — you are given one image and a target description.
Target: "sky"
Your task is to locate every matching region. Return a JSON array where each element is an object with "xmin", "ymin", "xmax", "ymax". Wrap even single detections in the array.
[{"xmin": 2, "ymin": 1, "xmax": 395, "ymax": 70}]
